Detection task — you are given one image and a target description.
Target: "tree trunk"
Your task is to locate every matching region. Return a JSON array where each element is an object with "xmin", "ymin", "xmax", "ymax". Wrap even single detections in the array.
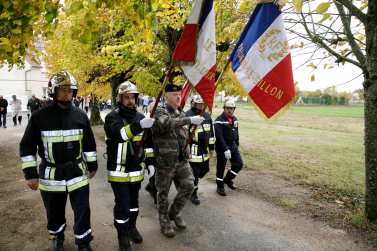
[
  {"xmin": 110, "ymin": 77, "xmax": 120, "ymax": 110},
  {"xmin": 89, "ymin": 97, "xmax": 103, "ymax": 125},
  {"xmin": 364, "ymin": 1, "xmax": 377, "ymax": 220}
]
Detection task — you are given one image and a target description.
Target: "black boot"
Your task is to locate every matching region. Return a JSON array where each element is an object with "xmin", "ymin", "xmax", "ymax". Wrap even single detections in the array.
[
  {"xmin": 224, "ymin": 178, "xmax": 236, "ymax": 190},
  {"xmin": 18, "ymin": 116, "xmax": 22, "ymax": 125},
  {"xmin": 190, "ymin": 190, "xmax": 200, "ymax": 204},
  {"xmin": 51, "ymin": 233, "xmax": 64, "ymax": 251},
  {"xmin": 77, "ymin": 243, "xmax": 92, "ymax": 251},
  {"xmin": 117, "ymin": 228, "xmax": 132, "ymax": 251},
  {"xmin": 217, "ymin": 186, "xmax": 227, "ymax": 196},
  {"xmin": 144, "ymin": 183, "xmax": 153, "ymax": 198},
  {"xmin": 13, "ymin": 117, "xmax": 17, "ymax": 126},
  {"xmin": 127, "ymin": 221, "xmax": 143, "ymax": 243}
]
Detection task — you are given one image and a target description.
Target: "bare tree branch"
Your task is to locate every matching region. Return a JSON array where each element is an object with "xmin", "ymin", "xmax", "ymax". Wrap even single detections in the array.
[
  {"xmin": 335, "ymin": 1, "xmax": 366, "ymax": 65},
  {"xmin": 335, "ymin": 0, "xmax": 367, "ymax": 24},
  {"xmin": 299, "ymin": 11, "xmax": 363, "ymax": 69}
]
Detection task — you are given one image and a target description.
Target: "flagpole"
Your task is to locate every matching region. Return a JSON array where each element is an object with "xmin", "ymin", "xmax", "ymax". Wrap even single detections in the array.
[
  {"xmin": 181, "ymin": 103, "xmax": 207, "ymax": 156},
  {"xmin": 214, "ymin": 60, "xmax": 230, "ymax": 92},
  {"xmin": 180, "ymin": 60, "xmax": 230, "ymax": 156},
  {"xmin": 134, "ymin": 64, "xmax": 174, "ymax": 160}
]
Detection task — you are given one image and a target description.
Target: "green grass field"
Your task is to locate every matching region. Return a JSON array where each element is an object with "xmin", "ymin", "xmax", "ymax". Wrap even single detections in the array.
[{"xmin": 210, "ymin": 104, "xmax": 365, "ymax": 195}]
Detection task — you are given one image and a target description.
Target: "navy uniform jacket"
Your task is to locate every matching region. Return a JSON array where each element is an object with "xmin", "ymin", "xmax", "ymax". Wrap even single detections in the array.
[
  {"xmin": 104, "ymin": 109, "xmax": 155, "ymax": 183},
  {"xmin": 20, "ymin": 103, "xmax": 98, "ymax": 193},
  {"xmin": 214, "ymin": 112, "xmax": 239, "ymax": 152},
  {"xmin": 27, "ymin": 98, "xmax": 42, "ymax": 113},
  {"xmin": 185, "ymin": 107, "xmax": 215, "ymax": 163}
]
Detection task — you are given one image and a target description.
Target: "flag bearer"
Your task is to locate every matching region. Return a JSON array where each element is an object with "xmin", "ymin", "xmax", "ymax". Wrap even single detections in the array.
[
  {"xmin": 152, "ymin": 83, "xmax": 204, "ymax": 237},
  {"xmin": 19, "ymin": 70, "xmax": 98, "ymax": 251},
  {"xmin": 104, "ymin": 81, "xmax": 155, "ymax": 251},
  {"xmin": 214, "ymin": 100, "xmax": 243, "ymax": 196},
  {"xmin": 185, "ymin": 95, "xmax": 215, "ymax": 204}
]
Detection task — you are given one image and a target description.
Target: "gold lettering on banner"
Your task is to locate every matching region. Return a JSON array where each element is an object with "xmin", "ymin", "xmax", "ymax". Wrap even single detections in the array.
[
  {"xmin": 200, "ymin": 67, "xmax": 208, "ymax": 75},
  {"xmin": 276, "ymin": 90, "xmax": 284, "ymax": 99},
  {"xmin": 259, "ymin": 29, "xmax": 289, "ymax": 62},
  {"xmin": 254, "ymin": 77, "xmax": 261, "ymax": 85},
  {"xmin": 264, "ymin": 84, "xmax": 270, "ymax": 93},
  {"xmin": 270, "ymin": 87, "xmax": 278, "ymax": 96},
  {"xmin": 194, "ymin": 59, "xmax": 200, "ymax": 68},
  {"xmin": 254, "ymin": 78, "xmax": 284, "ymax": 100},
  {"xmin": 204, "ymin": 39, "xmax": 215, "ymax": 52}
]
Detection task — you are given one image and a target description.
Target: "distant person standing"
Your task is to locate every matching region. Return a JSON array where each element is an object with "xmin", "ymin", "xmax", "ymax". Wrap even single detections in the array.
[
  {"xmin": 9, "ymin": 95, "xmax": 22, "ymax": 126},
  {"xmin": 84, "ymin": 95, "xmax": 90, "ymax": 114},
  {"xmin": 42, "ymin": 97, "xmax": 53, "ymax": 108},
  {"xmin": 106, "ymin": 98, "xmax": 112, "ymax": 110},
  {"xmin": 27, "ymin": 94, "xmax": 42, "ymax": 115},
  {"xmin": 142, "ymin": 95, "xmax": 149, "ymax": 114},
  {"xmin": 0, "ymin": 95, "xmax": 8, "ymax": 128},
  {"xmin": 214, "ymin": 100, "xmax": 243, "ymax": 196}
]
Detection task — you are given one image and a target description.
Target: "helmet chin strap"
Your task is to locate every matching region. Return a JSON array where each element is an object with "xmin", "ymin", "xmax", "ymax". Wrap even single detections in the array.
[{"xmin": 56, "ymin": 100, "xmax": 71, "ymax": 106}]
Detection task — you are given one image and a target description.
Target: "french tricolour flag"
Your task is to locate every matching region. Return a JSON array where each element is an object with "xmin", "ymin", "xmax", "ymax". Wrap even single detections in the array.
[
  {"xmin": 229, "ymin": 1, "xmax": 295, "ymax": 120},
  {"xmin": 172, "ymin": 0, "xmax": 216, "ymax": 111}
]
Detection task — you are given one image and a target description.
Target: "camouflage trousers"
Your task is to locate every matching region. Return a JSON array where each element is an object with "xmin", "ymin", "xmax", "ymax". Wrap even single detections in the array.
[{"xmin": 155, "ymin": 159, "xmax": 194, "ymax": 224}]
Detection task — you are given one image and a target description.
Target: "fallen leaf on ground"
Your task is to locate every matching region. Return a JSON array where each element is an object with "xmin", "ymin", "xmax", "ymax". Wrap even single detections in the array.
[
  {"xmin": 0, "ymin": 166, "xmax": 4, "ymax": 168},
  {"xmin": 335, "ymin": 200, "xmax": 345, "ymax": 205},
  {"xmin": 17, "ymin": 179, "xmax": 25, "ymax": 182},
  {"xmin": 140, "ymin": 215, "xmax": 147, "ymax": 218},
  {"xmin": 102, "ymin": 223, "xmax": 107, "ymax": 226},
  {"xmin": 48, "ymin": 235, "xmax": 54, "ymax": 240},
  {"xmin": 198, "ymin": 192, "xmax": 203, "ymax": 194},
  {"xmin": 311, "ymin": 214, "xmax": 321, "ymax": 218}
]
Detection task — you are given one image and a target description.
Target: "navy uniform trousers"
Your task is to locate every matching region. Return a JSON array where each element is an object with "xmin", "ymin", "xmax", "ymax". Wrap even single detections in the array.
[
  {"xmin": 110, "ymin": 182, "xmax": 141, "ymax": 229},
  {"xmin": 190, "ymin": 161, "xmax": 210, "ymax": 191},
  {"xmin": 216, "ymin": 143, "xmax": 243, "ymax": 186},
  {"xmin": 40, "ymin": 185, "xmax": 93, "ymax": 245}
]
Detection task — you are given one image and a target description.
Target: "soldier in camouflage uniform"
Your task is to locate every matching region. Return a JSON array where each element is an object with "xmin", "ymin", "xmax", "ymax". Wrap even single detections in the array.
[{"xmin": 152, "ymin": 83, "xmax": 204, "ymax": 237}]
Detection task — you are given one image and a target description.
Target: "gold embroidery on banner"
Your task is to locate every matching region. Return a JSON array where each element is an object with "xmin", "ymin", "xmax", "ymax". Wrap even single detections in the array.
[{"xmin": 259, "ymin": 28, "xmax": 289, "ymax": 62}]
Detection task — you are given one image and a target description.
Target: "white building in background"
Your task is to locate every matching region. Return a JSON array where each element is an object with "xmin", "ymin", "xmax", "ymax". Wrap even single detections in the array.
[
  {"xmin": 0, "ymin": 40, "xmax": 49, "ymax": 111},
  {"xmin": 349, "ymin": 89, "xmax": 364, "ymax": 104}
]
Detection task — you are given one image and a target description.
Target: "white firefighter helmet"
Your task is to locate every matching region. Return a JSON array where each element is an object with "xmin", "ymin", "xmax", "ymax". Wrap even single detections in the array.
[
  {"xmin": 117, "ymin": 81, "xmax": 139, "ymax": 101},
  {"xmin": 223, "ymin": 100, "xmax": 236, "ymax": 108},
  {"xmin": 191, "ymin": 95, "xmax": 204, "ymax": 107},
  {"xmin": 48, "ymin": 70, "xmax": 78, "ymax": 97}
]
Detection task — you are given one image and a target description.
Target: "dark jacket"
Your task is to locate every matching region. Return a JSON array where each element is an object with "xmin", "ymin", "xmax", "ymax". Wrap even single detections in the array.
[
  {"xmin": 0, "ymin": 98, "xmax": 8, "ymax": 114},
  {"xmin": 42, "ymin": 99, "xmax": 53, "ymax": 108},
  {"xmin": 104, "ymin": 109, "xmax": 155, "ymax": 183},
  {"xmin": 185, "ymin": 107, "xmax": 215, "ymax": 163},
  {"xmin": 214, "ymin": 112, "xmax": 240, "ymax": 151},
  {"xmin": 19, "ymin": 103, "xmax": 98, "ymax": 193},
  {"xmin": 27, "ymin": 98, "xmax": 42, "ymax": 113}
]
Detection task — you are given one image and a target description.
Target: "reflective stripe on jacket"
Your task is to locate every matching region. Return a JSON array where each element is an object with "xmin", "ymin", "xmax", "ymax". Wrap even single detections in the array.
[
  {"xmin": 104, "ymin": 110, "xmax": 155, "ymax": 183},
  {"xmin": 19, "ymin": 104, "xmax": 98, "ymax": 193},
  {"xmin": 185, "ymin": 108, "xmax": 215, "ymax": 163}
]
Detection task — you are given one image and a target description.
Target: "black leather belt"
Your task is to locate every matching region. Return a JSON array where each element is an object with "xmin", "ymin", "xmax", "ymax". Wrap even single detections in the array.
[{"xmin": 41, "ymin": 157, "xmax": 83, "ymax": 169}]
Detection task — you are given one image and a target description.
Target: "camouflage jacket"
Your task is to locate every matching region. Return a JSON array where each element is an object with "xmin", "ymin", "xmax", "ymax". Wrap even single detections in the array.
[{"xmin": 152, "ymin": 103, "xmax": 191, "ymax": 168}]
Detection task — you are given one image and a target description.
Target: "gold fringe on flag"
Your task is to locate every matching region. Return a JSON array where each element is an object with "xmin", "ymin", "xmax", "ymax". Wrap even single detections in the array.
[{"xmin": 247, "ymin": 95, "xmax": 296, "ymax": 124}]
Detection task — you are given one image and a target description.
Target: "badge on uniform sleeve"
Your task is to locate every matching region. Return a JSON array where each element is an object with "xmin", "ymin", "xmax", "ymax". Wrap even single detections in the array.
[
  {"xmin": 234, "ymin": 121, "xmax": 238, "ymax": 128},
  {"xmin": 67, "ymin": 142, "xmax": 73, "ymax": 149}
]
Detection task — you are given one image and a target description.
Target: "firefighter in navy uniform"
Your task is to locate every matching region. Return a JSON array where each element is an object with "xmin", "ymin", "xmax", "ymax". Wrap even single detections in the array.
[
  {"xmin": 19, "ymin": 70, "xmax": 98, "ymax": 251},
  {"xmin": 185, "ymin": 95, "xmax": 215, "ymax": 204},
  {"xmin": 214, "ymin": 100, "xmax": 243, "ymax": 196},
  {"xmin": 104, "ymin": 81, "xmax": 155, "ymax": 251}
]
